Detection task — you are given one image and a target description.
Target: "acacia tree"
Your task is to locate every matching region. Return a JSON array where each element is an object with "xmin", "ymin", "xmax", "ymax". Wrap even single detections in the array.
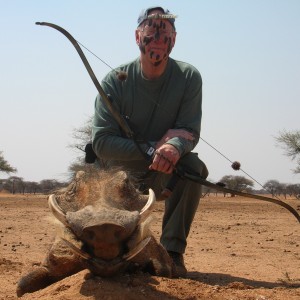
[
  {"xmin": 0, "ymin": 151, "xmax": 17, "ymax": 174},
  {"xmin": 219, "ymin": 175, "xmax": 254, "ymax": 195},
  {"xmin": 4, "ymin": 176, "xmax": 23, "ymax": 194},
  {"xmin": 25, "ymin": 181, "xmax": 40, "ymax": 194},
  {"xmin": 39, "ymin": 179, "xmax": 66, "ymax": 194},
  {"xmin": 286, "ymin": 184, "xmax": 300, "ymax": 199},
  {"xmin": 263, "ymin": 180, "xmax": 282, "ymax": 197},
  {"xmin": 275, "ymin": 130, "xmax": 300, "ymax": 173}
]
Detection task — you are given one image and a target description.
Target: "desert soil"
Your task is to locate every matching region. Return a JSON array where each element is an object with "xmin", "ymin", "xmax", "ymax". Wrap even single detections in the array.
[{"xmin": 0, "ymin": 192, "xmax": 299, "ymax": 300}]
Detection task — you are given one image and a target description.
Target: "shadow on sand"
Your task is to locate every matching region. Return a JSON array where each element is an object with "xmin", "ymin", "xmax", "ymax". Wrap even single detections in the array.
[{"xmin": 188, "ymin": 271, "xmax": 300, "ymax": 289}]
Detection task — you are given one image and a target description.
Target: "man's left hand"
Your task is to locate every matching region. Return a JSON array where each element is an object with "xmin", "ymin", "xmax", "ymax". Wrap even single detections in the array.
[{"xmin": 149, "ymin": 144, "xmax": 180, "ymax": 174}]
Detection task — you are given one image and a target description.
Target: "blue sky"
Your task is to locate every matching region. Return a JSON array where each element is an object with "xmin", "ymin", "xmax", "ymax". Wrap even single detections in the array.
[{"xmin": 1, "ymin": 1, "xmax": 299, "ymax": 188}]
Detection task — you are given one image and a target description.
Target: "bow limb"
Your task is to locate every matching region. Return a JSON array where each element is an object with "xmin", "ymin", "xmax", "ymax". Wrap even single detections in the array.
[
  {"xmin": 35, "ymin": 22, "xmax": 134, "ymax": 139},
  {"xmin": 180, "ymin": 170, "xmax": 300, "ymax": 223}
]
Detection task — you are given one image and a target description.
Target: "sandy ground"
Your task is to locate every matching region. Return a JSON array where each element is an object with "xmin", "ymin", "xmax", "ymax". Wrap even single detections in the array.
[{"xmin": 0, "ymin": 192, "xmax": 300, "ymax": 300}]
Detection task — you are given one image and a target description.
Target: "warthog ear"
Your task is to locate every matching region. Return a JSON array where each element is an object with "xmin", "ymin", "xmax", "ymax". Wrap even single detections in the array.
[
  {"xmin": 139, "ymin": 189, "xmax": 156, "ymax": 224},
  {"xmin": 48, "ymin": 195, "xmax": 69, "ymax": 227}
]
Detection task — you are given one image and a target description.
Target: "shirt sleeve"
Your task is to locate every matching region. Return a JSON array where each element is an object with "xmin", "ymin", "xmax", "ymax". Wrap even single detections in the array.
[
  {"xmin": 92, "ymin": 80, "xmax": 151, "ymax": 161},
  {"xmin": 165, "ymin": 68, "xmax": 202, "ymax": 156}
]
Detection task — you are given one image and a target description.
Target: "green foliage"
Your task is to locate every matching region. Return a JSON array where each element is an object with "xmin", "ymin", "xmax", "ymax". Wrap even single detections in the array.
[{"xmin": 0, "ymin": 151, "xmax": 17, "ymax": 174}]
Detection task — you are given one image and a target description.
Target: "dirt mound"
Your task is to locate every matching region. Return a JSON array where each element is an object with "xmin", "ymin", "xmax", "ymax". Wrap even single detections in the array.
[{"xmin": 21, "ymin": 269, "xmax": 299, "ymax": 300}]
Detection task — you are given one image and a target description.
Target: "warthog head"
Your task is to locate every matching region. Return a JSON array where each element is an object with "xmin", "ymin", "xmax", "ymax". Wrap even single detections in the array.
[{"xmin": 49, "ymin": 170, "xmax": 156, "ymax": 276}]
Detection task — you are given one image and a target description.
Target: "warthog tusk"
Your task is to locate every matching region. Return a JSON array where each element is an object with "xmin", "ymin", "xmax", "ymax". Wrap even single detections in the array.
[
  {"xmin": 123, "ymin": 237, "xmax": 151, "ymax": 261},
  {"xmin": 48, "ymin": 195, "xmax": 69, "ymax": 227},
  {"xmin": 139, "ymin": 189, "xmax": 156, "ymax": 223},
  {"xmin": 61, "ymin": 238, "xmax": 92, "ymax": 260}
]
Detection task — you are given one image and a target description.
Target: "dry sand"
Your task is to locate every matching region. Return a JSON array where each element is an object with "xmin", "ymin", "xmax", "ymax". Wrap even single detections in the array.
[{"xmin": 1, "ymin": 192, "xmax": 299, "ymax": 299}]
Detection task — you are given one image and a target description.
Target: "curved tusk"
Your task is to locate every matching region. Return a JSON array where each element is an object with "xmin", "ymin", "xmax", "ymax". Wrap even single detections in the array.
[
  {"xmin": 61, "ymin": 238, "xmax": 92, "ymax": 260},
  {"xmin": 123, "ymin": 237, "xmax": 151, "ymax": 261},
  {"xmin": 48, "ymin": 195, "xmax": 69, "ymax": 227},
  {"xmin": 139, "ymin": 189, "xmax": 156, "ymax": 222}
]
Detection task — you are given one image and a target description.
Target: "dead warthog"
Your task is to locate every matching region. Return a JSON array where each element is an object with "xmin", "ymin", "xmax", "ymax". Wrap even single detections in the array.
[{"xmin": 17, "ymin": 170, "xmax": 174, "ymax": 297}]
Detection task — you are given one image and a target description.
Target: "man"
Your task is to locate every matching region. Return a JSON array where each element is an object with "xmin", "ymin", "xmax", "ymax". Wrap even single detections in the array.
[{"xmin": 92, "ymin": 6, "xmax": 208, "ymax": 277}]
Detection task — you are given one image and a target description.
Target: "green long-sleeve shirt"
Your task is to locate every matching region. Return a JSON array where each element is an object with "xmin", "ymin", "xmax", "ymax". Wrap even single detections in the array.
[{"xmin": 92, "ymin": 57, "xmax": 202, "ymax": 169}]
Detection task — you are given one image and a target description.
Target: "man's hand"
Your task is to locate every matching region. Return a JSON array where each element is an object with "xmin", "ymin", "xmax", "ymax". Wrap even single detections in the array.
[
  {"xmin": 156, "ymin": 129, "xmax": 194, "ymax": 149},
  {"xmin": 149, "ymin": 128, "xmax": 194, "ymax": 174},
  {"xmin": 149, "ymin": 144, "xmax": 180, "ymax": 174}
]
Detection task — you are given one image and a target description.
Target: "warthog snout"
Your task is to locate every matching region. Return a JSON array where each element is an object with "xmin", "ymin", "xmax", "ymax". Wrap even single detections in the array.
[{"xmin": 81, "ymin": 223, "xmax": 128, "ymax": 260}]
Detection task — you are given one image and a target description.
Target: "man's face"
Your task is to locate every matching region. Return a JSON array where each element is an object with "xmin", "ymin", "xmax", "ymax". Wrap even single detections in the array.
[{"xmin": 136, "ymin": 11, "xmax": 176, "ymax": 66}]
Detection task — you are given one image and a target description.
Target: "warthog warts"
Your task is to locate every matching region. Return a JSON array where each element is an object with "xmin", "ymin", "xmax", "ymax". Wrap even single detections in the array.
[{"xmin": 17, "ymin": 170, "xmax": 175, "ymax": 297}]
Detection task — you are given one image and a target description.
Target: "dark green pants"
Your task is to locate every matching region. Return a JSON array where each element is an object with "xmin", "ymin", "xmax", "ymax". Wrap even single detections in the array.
[{"xmin": 141, "ymin": 152, "xmax": 208, "ymax": 254}]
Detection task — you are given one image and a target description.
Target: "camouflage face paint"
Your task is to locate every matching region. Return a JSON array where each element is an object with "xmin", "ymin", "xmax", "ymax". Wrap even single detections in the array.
[
  {"xmin": 138, "ymin": 19, "xmax": 175, "ymax": 66},
  {"xmin": 143, "ymin": 36, "xmax": 154, "ymax": 45},
  {"xmin": 154, "ymin": 27, "xmax": 160, "ymax": 41},
  {"xmin": 166, "ymin": 37, "xmax": 172, "ymax": 53},
  {"xmin": 139, "ymin": 35, "xmax": 153, "ymax": 54}
]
